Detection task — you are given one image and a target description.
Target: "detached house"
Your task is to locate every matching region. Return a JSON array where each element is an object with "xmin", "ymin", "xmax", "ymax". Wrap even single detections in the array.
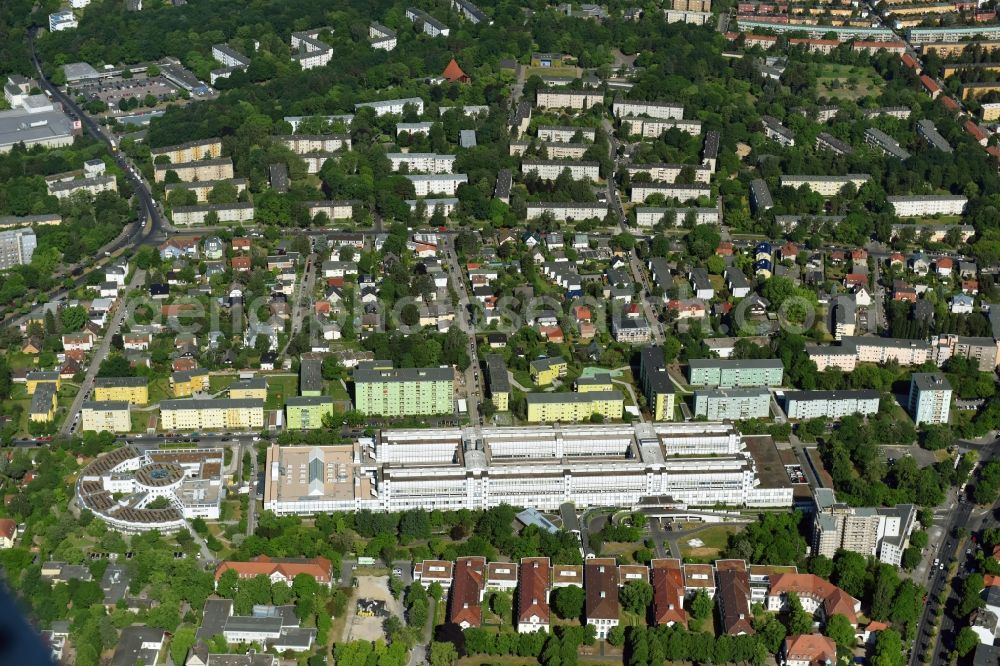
[{"xmin": 449, "ymin": 556, "xmax": 486, "ymax": 629}]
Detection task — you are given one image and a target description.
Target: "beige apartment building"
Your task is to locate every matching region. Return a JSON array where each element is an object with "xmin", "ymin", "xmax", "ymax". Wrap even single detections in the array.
[
  {"xmin": 627, "ymin": 163, "xmax": 712, "ymax": 184},
  {"xmin": 154, "ymin": 158, "xmax": 235, "ymax": 183},
  {"xmin": 151, "ymin": 138, "xmax": 223, "ymax": 164},
  {"xmin": 81, "ymin": 401, "xmax": 131, "ymax": 433},
  {"xmin": 163, "ymin": 178, "xmax": 248, "ymax": 203},
  {"xmin": 159, "ymin": 399, "xmax": 265, "ymax": 431},
  {"xmin": 535, "ymin": 88, "xmax": 604, "ymax": 110},
  {"xmin": 278, "ymin": 135, "xmax": 351, "ymax": 154},
  {"xmin": 779, "ymin": 174, "xmax": 871, "ymax": 197}
]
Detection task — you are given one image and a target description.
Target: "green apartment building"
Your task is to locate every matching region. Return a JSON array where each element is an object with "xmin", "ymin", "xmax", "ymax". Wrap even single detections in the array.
[
  {"xmin": 354, "ymin": 366, "xmax": 454, "ymax": 417},
  {"xmin": 687, "ymin": 359, "xmax": 784, "ymax": 388},
  {"xmin": 285, "ymin": 396, "xmax": 335, "ymax": 429}
]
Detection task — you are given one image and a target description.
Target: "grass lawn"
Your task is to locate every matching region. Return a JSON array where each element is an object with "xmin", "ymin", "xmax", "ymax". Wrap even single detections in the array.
[
  {"xmin": 679, "ymin": 524, "xmax": 741, "ymax": 559},
  {"xmin": 326, "ymin": 380, "xmax": 350, "ymax": 401},
  {"xmin": 147, "ymin": 376, "xmax": 172, "ymax": 405},
  {"xmin": 265, "ymin": 374, "xmax": 299, "ymax": 409},
  {"xmin": 130, "ymin": 410, "xmax": 154, "ymax": 433},
  {"xmin": 526, "ymin": 65, "xmax": 579, "ymax": 78},
  {"xmin": 457, "ymin": 658, "xmax": 538, "ymax": 666},
  {"xmin": 209, "ymin": 375, "xmax": 237, "ymax": 393},
  {"xmin": 814, "ymin": 63, "xmax": 883, "ymax": 101},
  {"xmin": 6, "ymin": 353, "xmax": 40, "ymax": 370}
]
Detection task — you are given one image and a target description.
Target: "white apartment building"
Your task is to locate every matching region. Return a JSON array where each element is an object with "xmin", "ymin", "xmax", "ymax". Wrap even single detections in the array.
[
  {"xmin": 263, "ymin": 423, "xmax": 792, "ymax": 515},
  {"xmin": 693, "ymin": 388, "xmax": 771, "ymax": 420},
  {"xmin": 782, "ymin": 390, "xmax": 880, "ymax": 420},
  {"xmin": 535, "ymin": 88, "xmax": 604, "ymax": 110},
  {"xmin": 407, "ymin": 174, "xmax": 468, "ymax": 196},
  {"xmin": 301, "ymin": 153, "xmax": 340, "ymax": 174},
  {"xmin": 212, "ymin": 44, "xmax": 250, "ymax": 69},
  {"xmin": 813, "ymin": 489, "xmax": 917, "ymax": 567},
  {"xmin": 81, "ymin": 401, "xmax": 131, "ymax": 433},
  {"xmin": 612, "ymin": 100, "xmax": 684, "ymax": 120},
  {"xmin": 48, "ymin": 11, "xmax": 78, "ymax": 31},
  {"xmin": 537, "ymin": 126, "xmax": 596, "ymax": 142},
  {"xmin": 526, "ymin": 203, "xmax": 608, "ymax": 221},
  {"xmin": 0, "ymin": 228, "xmax": 37, "ymax": 270},
  {"xmin": 536, "ymin": 143, "xmax": 590, "ymax": 159},
  {"xmin": 369, "ymin": 23, "xmax": 397, "ymax": 51},
  {"xmin": 355, "ymin": 97, "xmax": 425, "ymax": 116},
  {"xmin": 171, "ymin": 203, "xmax": 255, "ymax": 226},
  {"xmin": 397, "ymin": 122, "xmax": 434, "ymax": 136},
  {"xmin": 522, "ymin": 160, "xmax": 600, "ymax": 181},
  {"xmin": 405, "ymin": 7, "xmax": 450, "ymax": 36},
  {"xmin": 407, "ymin": 198, "xmax": 458, "ymax": 218},
  {"xmin": 283, "ymin": 114, "xmax": 353, "ymax": 133},
  {"xmin": 908, "ymin": 373, "xmax": 952, "ymax": 425},
  {"xmin": 387, "ymin": 153, "xmax": 456, "ymax": 174},
  {"xmin": 290, "ymin": 28, "xmax": 333, "ymax": 70},
  {"xmin": 48, "ymin": 175, "xmax": 117, "ymax": 200},
  {"xmin": 779, "ymin": 174, "xmax": 870, "ymax": 197},
  {"xmin": 809, "ymin": 337, "xmax": 934, "ymax": 371},
  {"xmin": 278, "ymin": 135, "xmax": 351, "ymax": 154},
  {"xmin": 761, "ymin": 116, "xmax": 795, "ymax": 146},
  {"xmin": 635, "ymin": 207, "xmax": 719, "ymax": 226},
  {"xmin": 627, "ymin": 163, "xmax": 712, "ymax": 184},
  {"xmin": 621, "ymin": 117, "xmax": 702, "ymax": 137},
  {"xmin": 631, "ymin": 184, "xmax": 711, "ymax": 204},
  {"xmin": 451, "ymin": 0, "xmax": 490, "ymax": 24},
  {"xmin": 159, "ymin": 399, "xmax": 265, "ymax": 431},
  {"xmin": 887, "ymin": 195, "xmax": 968, "ymax": 217}
]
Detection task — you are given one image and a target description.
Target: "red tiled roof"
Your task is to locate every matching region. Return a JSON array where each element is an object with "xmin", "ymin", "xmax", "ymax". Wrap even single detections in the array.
[
  {"xmin": 449, "ymin": 556, "xmax": 486, "ymax": 627},
  {"xmin": 215, "ymin": 555, "xmax": 333, "ymax": 583},
  {"xmin": 442, "ymin": 58, "xmax": 469, "ymax": 83},
  {"xmin": 965, "ymin": 120, "xmax": 989, "ymax": 142},
  {"xmin": 784, "ymin": 634, "xmax": 836, "ymax": 666},
  {"xmin": 651, "ymin": 559, "xmax": 688, "ymax": 627},
  {"xmin": 518, "ymin": 557, "xmax": 551, "ymax": 626},
  {"xmin": 920, "ymin": 75, "xmax": 941, "ymax": 94},
  {"xmin": 769, "ymin": 573, "xmax": 859, "ymax": 625},
  {"xmin": 940, "ymin": 96, "xmax": 960, "ymax": 111},
  {"xmin": 0, "ymin": 518, "xmax": 15, "ymax": 540},
  {"xmin": 901, "ymin": 53, "xmax": 919, "ymax": 69}
]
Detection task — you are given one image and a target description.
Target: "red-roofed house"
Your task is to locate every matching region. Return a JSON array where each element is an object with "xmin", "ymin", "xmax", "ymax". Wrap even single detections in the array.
[
  {"xmin": 744, "ymin": 34, "xmax": 778, "ymax": 49},
  {"xmin": 539, "ymin": 326, "xmax": 564, "ymax": 343},
  {"xmin": 962, "ymin": 280, "xmax": 979, "ymax": 295},
  {"xmin": 413, "ymin": 560, "xmax": 454, "ymax": 590},
  {"xmin": 450, "ymin": 556, "xmax": 486, "ymax": 628},
  {"xmin": 767, "ymin": 573, "xmax": 861, "ymax": 626},
  {"xmin": 778, "ymin": 242, "xmax": 799, "ymax": 261},
  {"xmin": 232, "ymin": 237, "xmax": 251, "ymax": 252},
  {"xmin": 231, "ymin": 256, "xmax": 251, "ymax": 272},
  {"xmin": 651, "ymin": 559, "xmax": 688, "ymax": 627},
  {"xmin": 940, "ymin": 96, "xmax": 960, "ymax": 112},
  {"xmin": 935, "ymin": 257, "xmax": 954, "ymax": 276},
  {"xmin": 843, "ymin": 273, "xmax": 867, "ymax": 288},
  {"xmin": 920, "ymin": 75, "xmax": 941, "ymax": 99},
  {"xmin": 572, "ymin": 305, "xmax": 592, "ymax": 322},
  {"xmin": 716, "ymin": 242, "xmax": 734, "ymax": 256},
  {"xmin": 517, "ymin": 557, "xmax": 551, "ymax": 634},
  {"xmin": 888, "ymin": 252, "xmax": 905, "ymax": 267},
  {"xmin": 0, "ymin": 518, "xmax": 16, "ymax": 549},
  {"xmin": 851, "ymin": 248, "xmax": 868, "ymax": 263},
  {"xmin": 442, "ymin": 58, "xmax": 470, "ymax": 84},
  {"xmin": 214, "ymin": 555, "xmax": 333, "ymax": 587},
  {"xmin": 579, "ymin": 322, "xmax": 596, "ymax": 339},
  {"xmin": 965, "ymin": 120, "xmax": 989, "ymax": 146},
  {"xmin": 783, "ymin": 634, "xmax": 837, "ymax": 666},
  {"xmin": 900, "ymin": 53, "xmax": 920, "ymax": 72}
]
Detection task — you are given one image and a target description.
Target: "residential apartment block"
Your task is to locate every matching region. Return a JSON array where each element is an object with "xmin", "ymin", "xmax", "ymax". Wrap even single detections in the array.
[
  {"xmin": 170, "ymin": 369, "xmax": 210, "ymax": 398},
  {"xmin": 278, "ymin": 134, "xmax": 351, "ymax": 154},
  {"xmin": 526, "ymin": 202, "xmax": 608, "ymax": 221},
  {"xmin": 355, "ymin": 97, "xmax": 425, "ymax": 117},
  {"xmin": 761, "ymin": 115, "xmax": 795, "ymax": 146},
  {"xmin": 815, "ymin": 132, "xmax": 854, "ymax": 156},
  {"xmin": 93, "ymin": 377, "xmax": 149, "ymax": 405},
  {"xmin": 864, "ymin": 128, "xmax": 911, "ymax": 160},
  {"xmin": 171, "ymin": 203, "xmax": 255, "ymax": 226},
  {"xmin": 525, "ymin": 391, "xmax": 624, "ymax": 423},
  {"xmin": 388, "ymin": 152, "xmax": 455, "ymax": 174},
  {"xmin": 635, "ymin": 207, "xmax": 719, "ymax": 227},
  {"xmin": 0, "ymin": 228, "xmax": 36, "ymax": 269},
  {"xmin": 522, "ymin": 160, "xmax": 600, "ymax": 181},
  {"xmin": 159, "ymin": 398, "xmax": 265, "ymax": 431},
  {"xmin": 81, "ymin": 401, "xmax": 131, "ymax": 433},
  {"xmin": 813, "ymin": 488, "xmax": 917, "ymax": 567},
  {"xmin": 687, "ymin": 359, "xmax": 784, "ymax": 387},
  {"xmin": 48, "ymin": 175, "xmax": 117, "ymax": 200},
  {"xmin": 631, "ymin": 184, "xmax": 711, "ymax": 204},
  {"xmin": 262, "ymin": 423, "xmax": 792, "ymax": 514},
  {"xmin": 407, "ymin": 174, "xmax": 468, "ymax": 196},
  {"xmin": 537, "ymin": 125, "xmax": 596, "ymax": 142},
  {"xmin": 369, "ymin": 23, "xmax": 397, "ymax": 51},
  {"xmin": 933, "ymin": 334, "xmax": 998, "ymax": 372},
  {"xmin": 406, "ymin": 7, "xmax": 450, "ymax": 36},
  {"xmin": 285, "ymin": 396, "xmax": 335, "ymax": 430},
  {"xmin": 354, "ymin": 366, "xmax": 454, "ymax": 416},
  {"xmin": 290, "ymin": 28, "xmax": 334, "ymax": 70},
  {"xmin": 807, "ymin": 336, "xmax": 932, "ymax": 372},
  {"xmin": 620, "ymin": 117, "xmax": 702, "ymax": 137},
  {"xmin": 627, "ymin": 163, "xmax": 712, "ymax": 184},
  {"xmin": 452, "ymin": 0, "xmax": 489, "ymax": 23},
  {"xmin": 916, "ymin": 119, "xmax": 953, "ymax": 153},
  {"xmin": 163, "ymin": 178, "xmax": 247, "ymax": 203},
  {"xmin": 779, "ymin": 174, "xmax": 870, "ymax": 197},
  {"xmin": 908, "ymin": 372, "xmax": 952, "ymax": 425},
  {"xmin": 150, "ymin": 138, "xmax": 222, "ymax": 164},
  {"xmin": 887, "ymin": 195, "xmax": 967, "ymax": 217},
  {"xmin": 612, "ymin": 100, "xmax": 684, "ymax": 120},
  {"xmin": 535, "ymin": 88, "xmax": 604, "ymax": 110},
  {"xmin": 154, "ymin": 158, "xmax": 234, "ymax": 183},
  {"xmin": 486, "ymin": 354, "xmax": 511, "ymax": 412},
  {"xmin": 782, "ymin": 390, "xmax": 880, "ymax": 420},
  {"xmin": 693, "ymin": 388, "xmax": 771, "ymax": 420},
  {"xmin": 640, "ymin": 346, "xmax": 677, "ymax": 421}
]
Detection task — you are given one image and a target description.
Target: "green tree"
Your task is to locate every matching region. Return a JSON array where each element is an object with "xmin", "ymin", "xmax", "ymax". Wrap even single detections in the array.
[
  {"xmin": 429, "ymin": 641, "xmax": 458, "ymax": 666},
  {"xmin": 170, "ymin": 627, "xmax": 197, "ymax": 665},
  {"xmin": 955, "ymin": 627, "xmax": 979, "ymax": 657},
  {"xmin": 607, "ymin": 625, "xmax": 626, "ymax": 646},
  {"xmin": 619, "ymin": 580, "xmax": 653, "ymax": 616},
  {"xmin": 552, "ymin": 585, "xmax": 585, "ymax": 620},
  {"xmin": 60, "ymin": 305, "xmax": 88, "ymax": 332},
  {"xmin": 824, "ymin": 614, "xmax": 856, "ymax": 650},
  {"xmin": 490, "ymin": 591, "xmax": 512, "ymax": 625},
  {"xmin": 684, "ymin": 224, "xmax": 721, "ymax": 260},
  {"xmin": 689, "ymin": 589, "xmax": 713, "ymax": 620}
]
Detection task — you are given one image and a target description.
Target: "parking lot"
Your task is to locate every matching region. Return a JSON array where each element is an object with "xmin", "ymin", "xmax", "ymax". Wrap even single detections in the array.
[{"xmin": 71, "ymin": 74, "xmax": 180, "ymax": 110}]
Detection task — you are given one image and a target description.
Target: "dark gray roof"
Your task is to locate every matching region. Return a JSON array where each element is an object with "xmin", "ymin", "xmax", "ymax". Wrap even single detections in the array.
[
  {"xmin": 486, "ymin": 354, "xmax": 511, "ymax": 394},
  {"xmin": 354, "ymin": 367, "xmax": 453, "ymax": 383},
  {"xmin": 160, "ymin": 398, "xmax": 264, "ymax": 410},
  {"xmin": 197, "ymin": 599, "xmax": 234, "ymax": 640},
  {"xmin": 286, "ymin": 396, "xmax": 333, "ymax": 406}
]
